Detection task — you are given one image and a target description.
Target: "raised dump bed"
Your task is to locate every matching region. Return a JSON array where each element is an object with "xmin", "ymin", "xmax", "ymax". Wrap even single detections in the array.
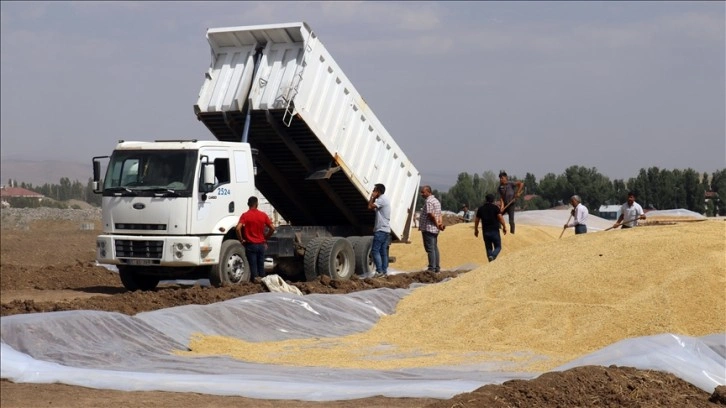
[{"xmin": 194, "ymin": 22, "xmax": 420, "ymax": 242}]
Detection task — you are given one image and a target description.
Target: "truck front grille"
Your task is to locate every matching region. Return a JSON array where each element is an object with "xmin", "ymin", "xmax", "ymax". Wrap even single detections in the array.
[
  {"xmin": 115, "ymin": 223, "xmax": 167, "ymax": 231},
  {"xmin": 115, "ymin": 239, "xmax": 164, "ymax": 259}
]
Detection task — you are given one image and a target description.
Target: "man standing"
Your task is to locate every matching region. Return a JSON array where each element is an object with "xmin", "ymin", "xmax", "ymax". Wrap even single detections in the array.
[
  {"xmin": 367, "ymin": 183, "xmax": 391, "ymax": 277},
  {"xmin": 564, "ymin": 195, "xmax": 588, "ymax": 235},
  {"xmin": 474, "ymin": 194, "xmax": 508, "ymax": 262},
  {"xmin": 497, "ymin": 171, "xmax": 524, "ymax": 234},
  {"xmin": 613, "ymin": 192, "xmax": 646, "ymax": 229},
  {"xmin": 419, "ymin": 185, "xmax": 444, "ymax": 273},
  {"xmin": 461, "ymin": 204, "xmax": 472, "ymax": 222},
  {"xmin": 236, "ymin": 196, "xmax": 276, "ymax": 279}
]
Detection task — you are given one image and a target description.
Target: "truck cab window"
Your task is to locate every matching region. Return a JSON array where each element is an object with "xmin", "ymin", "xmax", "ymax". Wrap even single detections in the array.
[{"xmin": 214, "ymin": 158, "xmax": 230, "ymax": 185}]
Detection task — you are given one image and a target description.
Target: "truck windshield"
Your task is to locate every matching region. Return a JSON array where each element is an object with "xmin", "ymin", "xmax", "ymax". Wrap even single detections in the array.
[{"xmin": 103, "ymin": 150, "xmax": 197, "ymax": 197}]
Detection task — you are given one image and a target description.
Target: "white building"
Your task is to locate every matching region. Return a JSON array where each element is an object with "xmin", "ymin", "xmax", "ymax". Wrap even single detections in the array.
[{"xmin": 598, "ymin": 205, "xmax": 621, "ymax": 221}]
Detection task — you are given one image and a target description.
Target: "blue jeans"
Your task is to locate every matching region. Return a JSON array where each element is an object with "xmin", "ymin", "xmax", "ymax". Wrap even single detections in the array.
[
  {"xmin": 421, "ymin": 231, "xmax": 440, "ymax": 272},
  {"xmin": 575, "ymin": 225, "xmax": 587, "ymax": 235},
  {"xmin": 483, "ymin": 230, "xmax": 502, "ymax": 261},
  {"xmin": 371, "ymin": 231, "xmax": 390, "ymax": 273},
  {"xmin": 244, "ymin": 243, "xmax": 266, "ymax": 278}
]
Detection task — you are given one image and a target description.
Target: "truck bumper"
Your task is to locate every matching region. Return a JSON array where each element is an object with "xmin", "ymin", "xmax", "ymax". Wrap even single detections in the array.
[{"xmin": 96, "ymin": 234, "xmax": 222, "ymax": 267}]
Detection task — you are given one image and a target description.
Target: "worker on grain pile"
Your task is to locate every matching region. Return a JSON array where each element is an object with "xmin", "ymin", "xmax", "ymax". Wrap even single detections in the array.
[
  {"xmin": 236, "ymin": 196, "xmax": 276, "ymax": 279},
  {"xmin": 367, "ymin": 183, "xmax": 391, "ymax": 278},
  {"xmin": 419, "ymin": 185, "xmax": 444, "ymax": 273},
  {"xmin": 564, "ymin": 195, "xmax": 588, "ymax": 234},
  {"xmin": 612, "ymin": 192, "xmax": 646, "ymax": 229},
  {"xmin": 474, "ymin": 194, "xmax": 507, "ymax": 262},
  {"xmin": 461, "ymin": 204, "xmax": 473, "ymax": 222},
  {"xmin": 498, "ymin": 171, "xmax": 524, "ymax": 234}
]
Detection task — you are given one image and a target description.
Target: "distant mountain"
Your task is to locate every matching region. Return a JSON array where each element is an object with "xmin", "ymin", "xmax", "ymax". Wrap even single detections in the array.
[{"xmin": 1, "ymin": 158, "xmax": 91, "ymax": 186}]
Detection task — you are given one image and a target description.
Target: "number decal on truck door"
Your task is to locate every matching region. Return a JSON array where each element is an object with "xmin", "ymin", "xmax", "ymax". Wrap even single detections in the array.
[{"xmin": 217, "ymin": 187, "xmax": 230, "ymax": 196}]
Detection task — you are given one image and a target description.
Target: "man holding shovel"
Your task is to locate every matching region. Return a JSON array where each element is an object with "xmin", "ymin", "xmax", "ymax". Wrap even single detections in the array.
[
  {"xmin": 563, "ymin": 195, "xmax": 588, "ymax": 235},
  {"xmin": 497, "ymin": 171, "xmax": 524, "ymax": 234},
  {"xmin": 612, "ymin": 191, "xmax": 646, "ymax": 229}
]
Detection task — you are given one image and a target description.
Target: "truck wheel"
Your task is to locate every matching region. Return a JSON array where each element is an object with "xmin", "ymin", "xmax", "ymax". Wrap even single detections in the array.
[
  {"xmin": 351, "ymin": 236, "xmax": 375, "ymax": 276},
  {"xmin": 303, "ymin": 237, "xmax": 327, "ymax": 282},
  {"xmin": 317, "ymin": 237, "xmax": 354, "ymax": 280},
  {"xmin": 210, "ymin": 240, "xmax": 250, "ymax": 287},
  {"xmin": 118, "ymin": 266, "xmax": 159, "ymax": 291}
]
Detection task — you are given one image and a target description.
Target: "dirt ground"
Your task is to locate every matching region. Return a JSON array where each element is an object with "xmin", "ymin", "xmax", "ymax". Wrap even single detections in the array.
[{"xmin": 1, "ymin": 213, "xmax": 724, "ymax": 407}]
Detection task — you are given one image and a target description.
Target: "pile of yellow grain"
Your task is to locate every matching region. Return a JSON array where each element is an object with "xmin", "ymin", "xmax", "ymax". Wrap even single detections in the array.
[{"xmin": 181, "ymin": 220, "xmax": 725, "ymax": 372}]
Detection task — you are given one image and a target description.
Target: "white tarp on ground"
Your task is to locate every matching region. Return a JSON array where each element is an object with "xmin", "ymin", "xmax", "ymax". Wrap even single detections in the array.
[
  {"xmin": 2, "ymin": 287, "xmax": 724, "ymax": 401},
  {"xmin": 2, "ymin": 209, "xmax": 721, "ymax": 400},
  {"xmin": 515, "ymin": 209, "xmax": 615, "ymax": 231}
]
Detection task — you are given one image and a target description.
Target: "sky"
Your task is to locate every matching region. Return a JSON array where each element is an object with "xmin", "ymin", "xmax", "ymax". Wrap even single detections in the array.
[{"xmin": 1, "ymin": 1, "xmax": 724, "ymax": 188}]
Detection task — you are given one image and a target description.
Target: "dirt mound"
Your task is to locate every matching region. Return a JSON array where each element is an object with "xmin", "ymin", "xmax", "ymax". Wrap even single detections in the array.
[{"xmin": 426, "ymin": 365, "xmax": 721, "ymax": 408}]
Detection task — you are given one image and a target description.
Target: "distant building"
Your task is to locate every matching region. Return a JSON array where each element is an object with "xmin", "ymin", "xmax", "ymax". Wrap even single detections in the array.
[
  {"xmin": 0, "ymin": 186, "xmax": 45, "ymax": 207},
  {"xmin": 598, "ymin": 205, "xmax": 621, "ymax": 221}
]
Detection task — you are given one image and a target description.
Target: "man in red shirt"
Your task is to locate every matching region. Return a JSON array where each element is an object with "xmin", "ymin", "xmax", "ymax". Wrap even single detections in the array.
[{"xmin": 235, "ymin": 196, "xmax": 275, "ymax": 279}]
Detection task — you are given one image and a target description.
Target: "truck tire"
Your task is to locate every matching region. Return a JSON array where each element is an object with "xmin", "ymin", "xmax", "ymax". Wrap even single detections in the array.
[
  {"xmin": 350, "ymin": 236, "xmax": 375, "ymax": 276},
  {"xmin": 118, "ymin": 266, "xmax": 160, "ymax": 291},
  {"xmin": 316, "ymin": 237, "xmax": 355, "ymax": 280},
  {"xmin": 303, "ymin": 237, "xmax": 327, "ymax": 282},
  {"xmin": 210, "ymin": 240, "xmax": 250, "ymax": 287}
]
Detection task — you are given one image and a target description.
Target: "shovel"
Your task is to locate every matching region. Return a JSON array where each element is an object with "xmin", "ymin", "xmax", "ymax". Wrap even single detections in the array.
[
  {"xmin": 559, "ymin": 213, "xmax": 573, "ymax": 239},
  {"xmin": 500, "ymin": 196, "xmax": 518, "ymax": 213},
  {"xmin": 605, "ymin": 216, "xmax": 638, "ymax": 231}
]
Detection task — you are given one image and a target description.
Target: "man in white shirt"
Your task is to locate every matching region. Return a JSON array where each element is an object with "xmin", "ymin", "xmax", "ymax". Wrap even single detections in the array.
[
  {"xmin": 613, "ymin": 192, "xmax": 646, "ymax": 229},
  {"xmin": 564, "ymin": 195, "xmax": 588, "ymax": 234},
  {"xmin": 367, "ymin": 183, "xmax": 391, "ymax": 277}
]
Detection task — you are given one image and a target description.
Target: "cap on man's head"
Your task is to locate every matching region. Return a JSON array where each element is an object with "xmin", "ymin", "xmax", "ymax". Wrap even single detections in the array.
[{"xmin": 499, "ymin": 171, "xmax": 508, "ymax": 178}]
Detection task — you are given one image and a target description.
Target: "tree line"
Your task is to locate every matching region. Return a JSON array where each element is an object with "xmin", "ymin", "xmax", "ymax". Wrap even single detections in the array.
[
  {"xmin": 6, "ymin": 178, "xmax": 102, "ymax": 207},
  {"xmin": 432, "ymin": 166, "xmax": 726, "ymax": 217},
  {"xmin": 6, "ymin": 165, "xmax": 726, "ymax": 216}
]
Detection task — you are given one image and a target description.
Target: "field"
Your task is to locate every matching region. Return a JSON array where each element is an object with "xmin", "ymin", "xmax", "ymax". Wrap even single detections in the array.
[{"xmin": 1, "ymin": 208, "xmax": 724, "ymax": 407}]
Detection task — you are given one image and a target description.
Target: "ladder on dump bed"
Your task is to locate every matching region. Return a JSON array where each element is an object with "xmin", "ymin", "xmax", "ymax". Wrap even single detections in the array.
[{"xmin": 282, "ymin": 29, "xmax": 316, "ymax": 127}]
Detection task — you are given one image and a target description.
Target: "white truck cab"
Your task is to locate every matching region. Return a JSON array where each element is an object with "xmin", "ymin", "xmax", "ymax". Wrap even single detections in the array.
[{"xmin": 93, "ymin": 140, "xmax": 256, "ymax": 290}]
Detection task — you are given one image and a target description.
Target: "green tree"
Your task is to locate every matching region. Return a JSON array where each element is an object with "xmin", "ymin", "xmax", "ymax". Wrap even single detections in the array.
[
  {"xmin": 682, "ymin": 168, "xmax": 705, "ymax": 213},
  {"xmin": 538, "ymin": 172, "xmax": 568, "ymax": 207},
  {"xmin": 445, "ymin": 172, "xmax": 477, "ymax": 211},
  {"xmin": 561, "ymin": 166, "xmax": 613, "ymax": 212},
  {"xmin": 521, "ymin": 195, "xmax": 551, "ymax": 210},
  {"xmin": 711, "ymin": 169, "xmax": 726, "ymax": 215},
  {"xmin": 523, "ymin": 172, "xmax": 539, "ymax": 195},
  {"xmin": 471, "ymin": 171, "xmax": 499, "ymax": 208}
]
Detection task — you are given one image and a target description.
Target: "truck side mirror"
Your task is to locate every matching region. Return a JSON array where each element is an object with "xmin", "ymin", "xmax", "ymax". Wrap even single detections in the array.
[
  {"xmin": 200, "ymin": 159, "xmax": 216, "ymax": 193},
  {"xmin": 91, "ymin": 156, "xmax": 108, "ymax": 194}
]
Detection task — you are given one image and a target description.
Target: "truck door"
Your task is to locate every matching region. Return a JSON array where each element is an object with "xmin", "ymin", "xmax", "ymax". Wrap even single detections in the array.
[{"xmin": 195, "ymin": 149, "xmax": 236, "ymax": 234}]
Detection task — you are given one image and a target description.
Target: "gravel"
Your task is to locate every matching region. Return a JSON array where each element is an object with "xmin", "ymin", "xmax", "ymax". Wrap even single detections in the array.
[{"xmin": 0, "ymin": 207, "xmax": 102, "ymax": 230}]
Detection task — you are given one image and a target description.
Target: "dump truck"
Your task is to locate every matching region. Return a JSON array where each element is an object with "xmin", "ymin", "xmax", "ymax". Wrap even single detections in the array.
[{"xmin": 92, "ymin": 22, "xmax": 421, "ymax": 291}]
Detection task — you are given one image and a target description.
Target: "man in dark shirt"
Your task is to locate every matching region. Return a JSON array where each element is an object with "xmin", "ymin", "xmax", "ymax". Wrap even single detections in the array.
[
  {"xmin": 497, "ymin": 171, "xmax": 524, "ymax": 234},
  {"xmin": 474, "ymin": 194, "xmax": 508, "ymax": 262}
]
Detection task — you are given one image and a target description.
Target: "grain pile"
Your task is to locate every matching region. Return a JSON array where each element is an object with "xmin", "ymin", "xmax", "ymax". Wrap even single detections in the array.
[{"xmin": 183, "ymin": 220, "xmax": 725, "ymax": 372}]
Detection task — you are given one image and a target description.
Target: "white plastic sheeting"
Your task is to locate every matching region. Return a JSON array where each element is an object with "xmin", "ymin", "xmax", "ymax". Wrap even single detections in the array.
[
  {"xmin": 515, "ymin": 209, "xmax": 615, "ymax": 231},
  {"xmin": 644, "ymin": 208, "xmax": 707, "ymax": 219},
  {"xmin": 2, "ymin": 287, "xmax": 724, "ymax": 401}
]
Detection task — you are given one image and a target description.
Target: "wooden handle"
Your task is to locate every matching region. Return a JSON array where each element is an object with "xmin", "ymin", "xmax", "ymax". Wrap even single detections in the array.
[{"xmin": 559, "ymin": 214, "xmax": 573, "ymax": 239}]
